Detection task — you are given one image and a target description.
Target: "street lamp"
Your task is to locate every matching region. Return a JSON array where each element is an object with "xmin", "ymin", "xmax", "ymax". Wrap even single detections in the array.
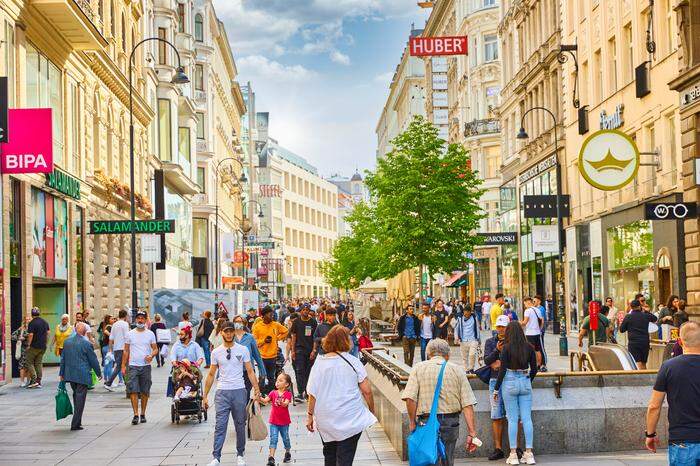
[
  {"xmin": 244, "ymin": 199, "xmax": 264, "ymax": 219},
  {"xmin": 516, "ymin": 106, "xmax": 568, "ymax": 356},
  {"xmin": 128, "ymin": 38, "xmax": 188, "ymax": 311}
]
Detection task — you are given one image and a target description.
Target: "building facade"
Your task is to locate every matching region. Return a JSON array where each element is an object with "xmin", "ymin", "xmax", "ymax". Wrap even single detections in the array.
[{"xmin": 327, "ymin": 171, "xmax": 370, "ymax": 238}]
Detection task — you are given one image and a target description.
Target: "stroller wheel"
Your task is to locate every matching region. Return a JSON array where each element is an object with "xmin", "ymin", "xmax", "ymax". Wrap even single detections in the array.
[
  {"xmin": 198, "ymin": 412, "xmax": 202, "ymax": 423},
  {"xmin": 171, "ymin": 404, "xmax": 175, "ymax": 423},
  {"xmin": 203, "ymin": 409, "xmax": 208, "ymax": 421}
]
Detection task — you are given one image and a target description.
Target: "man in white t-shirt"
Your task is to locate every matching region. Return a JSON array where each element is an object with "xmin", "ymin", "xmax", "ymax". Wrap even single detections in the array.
[
  {"xmin": 104, "ymin": 309, "xmax": 129, "ymax": 389},
  {"xmin": 521, "ymin": 297, "xmax": 544, "ymax": 367},
  {"xmin": 203, "ymin": 321, "xmax": 261, "ymax": 466},
  {"xmin": 121, "ymin": 311, "xmax": 157, "ymax": 425}
]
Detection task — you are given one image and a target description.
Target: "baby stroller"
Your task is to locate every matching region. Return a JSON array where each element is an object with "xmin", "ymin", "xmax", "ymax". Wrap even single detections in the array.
[{"xmin": 170, "ymin": 364, "xmax": 207, "ymax": 424}]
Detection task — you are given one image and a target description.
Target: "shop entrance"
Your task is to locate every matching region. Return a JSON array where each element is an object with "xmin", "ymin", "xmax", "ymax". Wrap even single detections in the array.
[{"xmin": 32, "ymin": 284, "xmax": 67, "ymax": 364}]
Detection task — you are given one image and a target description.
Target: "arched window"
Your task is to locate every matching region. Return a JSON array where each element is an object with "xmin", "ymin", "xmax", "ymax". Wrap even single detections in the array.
[
  {"xmin": 195, "ymin": 14, "xmax": 203, "ymax": 41},
  {"xmin": 110, "ymin": 0, "xmax": 115, "ymax": 36},
  {"xmin": 121, "ymin": 13, "xmax": 126, "ymax": 52}
]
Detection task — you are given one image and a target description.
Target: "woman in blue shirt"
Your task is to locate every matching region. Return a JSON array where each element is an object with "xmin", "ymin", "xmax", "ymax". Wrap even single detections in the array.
[{"xmin": 232, "ymin": 314, "xmax": 267, "ymax": 400}]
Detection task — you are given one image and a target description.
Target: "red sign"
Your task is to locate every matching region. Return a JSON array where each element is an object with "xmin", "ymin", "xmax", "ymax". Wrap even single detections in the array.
[
  {"xmin": 1, "ymin": 108, "xmax": 54, "ymax": 174},
  {"xmin": 589, "ymin": 300, "xmax": 600, "ymax": 331},
  {"xmin": 409, "ymin": 36, "xmax": 468, "ymax": 57},
  {"xmin": 259, "ymin": 184, "xmax": 282, "ymax": 197}
]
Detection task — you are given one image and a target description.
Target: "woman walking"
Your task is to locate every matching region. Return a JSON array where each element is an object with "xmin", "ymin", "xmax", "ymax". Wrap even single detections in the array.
[
  {"xmin": 493, "ymin": 321, "xmax": 539, "ymax": 465},
  {"xmin": 306, "ymin": 325, "xmax": 377, "ymax": 466},
  {"xmin": 342, "ymin": 310, "xmax": 360, "ymax": 358},
  {"xmin": 97, "ymin": 314, "xmax": 111, "ymax": 362},
  {"xmin": 11, "ymin": 317, "xmax": 30, "ymax": 387},
  {"xmin": 209, "ymin": 317, "xmax": 227, "ymax": 349},
  {"xmin": 231, "ymin": 314, "xmax": 267, "ymax": 400},
  {"xmin": 52, "ymin": 314, "xmax": 74, "ymax": 357},
  {"xmin": 150, "ymin": 314, "xmax": 167, "ymax": 367}
]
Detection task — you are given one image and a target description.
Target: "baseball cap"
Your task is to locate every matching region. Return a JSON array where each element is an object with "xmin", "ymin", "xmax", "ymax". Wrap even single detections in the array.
[
  {"xmin": 630, "ymin": 299, "xmax": 641, "ymax": 308},
  {"xmin": 495, "ymin": 315, "xmax": 510, "ymax": 327},
  {"xmin": 31, "ymin": 307, "xmax": 40, "ymax": 316},
  {"xmin": 221, "ymin": 321, "xmax": 235, "ymax": 331},
  {"xmin": 135, "ymin": 310, "xmax": 147, "ymax": 319}
]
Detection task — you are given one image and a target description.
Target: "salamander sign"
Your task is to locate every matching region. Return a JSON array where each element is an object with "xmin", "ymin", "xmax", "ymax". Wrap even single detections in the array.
[{"xmin": 89, "ymin": 220, "xmax": 175, "ymax": 235}]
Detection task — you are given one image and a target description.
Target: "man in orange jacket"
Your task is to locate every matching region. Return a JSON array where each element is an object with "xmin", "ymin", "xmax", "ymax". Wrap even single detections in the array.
[{"xmin": 252, "ymin": 305, "xmax": 289, "ymax": 394}]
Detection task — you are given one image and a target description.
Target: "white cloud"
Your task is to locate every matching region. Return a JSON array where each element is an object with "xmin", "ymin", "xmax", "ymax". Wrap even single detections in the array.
[
  {"xmin": 374, "ymin": 71, "xmax": 394, "ymax": 84},
  {"xmin": 330, "ymin": 50, "xmax": 351, "ymax": 65},
  {"xmin": 236, "ymin": 55, "xmax": 317, "ymax": 82}
]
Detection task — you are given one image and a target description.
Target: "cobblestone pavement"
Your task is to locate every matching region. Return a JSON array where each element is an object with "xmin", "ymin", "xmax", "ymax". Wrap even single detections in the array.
[{"xmin": 0, "ymin": 356, "xmax": 666, "ymax": 465}]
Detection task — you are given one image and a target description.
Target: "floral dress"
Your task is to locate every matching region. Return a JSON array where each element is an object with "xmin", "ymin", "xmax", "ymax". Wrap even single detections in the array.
[{"xmin": 11, "ymin": 327, "xmax": 29, "ymax": 369}]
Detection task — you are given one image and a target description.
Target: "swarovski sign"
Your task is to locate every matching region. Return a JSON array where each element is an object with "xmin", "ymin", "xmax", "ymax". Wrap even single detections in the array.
[{"xmin": 477, "ymin": 232, "xmax": 518, "ymax": 245}]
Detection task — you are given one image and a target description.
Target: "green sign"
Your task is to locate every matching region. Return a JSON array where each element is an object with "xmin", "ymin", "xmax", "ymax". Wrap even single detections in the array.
[
  {"xmin": 248, "ymin": 241, "xmax": 275, "ymax": 249},
  {"xmin": 88, "ymin": 219, "xmax": 176, "ymax": 235},
  {"xmin": 46, "ymin": 168, "xmax": 81, "ymax": 200}
]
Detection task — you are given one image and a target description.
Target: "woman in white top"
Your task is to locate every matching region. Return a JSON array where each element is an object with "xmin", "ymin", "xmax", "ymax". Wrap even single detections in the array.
[{"xmin": 306, "ymin": 325, "xmax": 377, "ymax": 466}]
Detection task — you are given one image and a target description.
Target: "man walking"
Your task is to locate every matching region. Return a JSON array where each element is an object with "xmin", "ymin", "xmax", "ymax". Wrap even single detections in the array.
[
  {"xmin": 620, "ymin": 299, "xmax": 658, "ymax": 369},
  {"xmin": 481, "ymin": 294, "xmax": 492, "ymax": 331},
  {"xmin": 252, "ymin": 305, "xmax": 289, "ymax": 394},
  {"xmin": 483, "ymin": 315, "xmax": 510, "ymax": 460},
  {"xmin": 454, "ymin": 304, "xmax": 480, "ymax": 372},
  {"xmin": 121, "ymin": 311, "xmax": 158, "ymax": 425},
  {"xmin": 418, "ymin": 302, "xmax": 435, "ymax": 362},
  {"xmin": 204, "ymin": 321, "xmax": 262, "ymax": 466},
  {"xmin": 522, "ymin": 297, "xmax": 544, "ymax": 367},
  {"xmin": 290, "ymin": 303, "xmax": 317, "ymax": 401},
  {"xmin": 397, "ymin": 305, "xmax": 420, "ymax": 367},
  {"xmin": 646, "ymin": 321, "xmax": 700, "ymax": 464},
  {"xmin": 25, "ymin": 307, "xmax": 50, "ymax": 388},
  {"xmin": 402, "ymin": 339, "xmax": 479, "ymax": 466},
  {"xmin": 533, "ymin": 295, "xmax": 548, "ymax": 371},
  {"xmin": 59, "ymin": 322, "xmax": 101, "ymax": 430},
  {"xmin": 104, "ymin": 309, "xmax": 129, "ymax": 390},
  {"xmin": 490, "ymin": 294, "xmax": 505, "ymax": 337},
  {"xmin": 311, "ymin": 307, "xmax": 336, "ymax": 358},
  {"xmin": 434, "ymin": 299, "xmax": 451, "ymax": 340}
]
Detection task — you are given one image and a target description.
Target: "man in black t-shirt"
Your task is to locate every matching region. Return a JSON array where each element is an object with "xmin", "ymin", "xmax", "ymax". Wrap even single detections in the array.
[
  {"xmin": 620, "ymin": 299, "xmax": 658, "ymax": 369},
  {"xmin": 26, "ymin": 307, "xmax": 50, "ymax": 388},
  {"xmin": 245, "ymin": 308, "xmax": 257, "ymax": 332},
  {"xmin": 646, "ymin": 321, "xmax": 700, "ymax": 464},
  {"xmin": 433, "ymin": 299, "xmax": 450, "ymax": 340},
  {"xmin": 290, "ymin": 304, "xmax": 317, "ymax": 401}
]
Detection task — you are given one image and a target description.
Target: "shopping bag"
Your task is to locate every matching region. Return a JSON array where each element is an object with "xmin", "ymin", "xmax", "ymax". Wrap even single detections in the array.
[
  {"xmin": 407, "ymin": 362, "xmax": 447, "ymax": 466},
  {"xmin": 55, "ymin": 381, "xmax": 73, "ymax": 421},
  {"xmin": 89, "ymin": 369, "xmax": 98, "ymax": 389},
  {"xmin": 156, "ymin": 328, "xmax": 171, "ymax": 343},
  {"xmin": 246, "ymin": 400, "xmax": 268, "ymax": 441},
  {"xmin": 160, "ymin": 344, "xmax": 170, "ymax": 359}
]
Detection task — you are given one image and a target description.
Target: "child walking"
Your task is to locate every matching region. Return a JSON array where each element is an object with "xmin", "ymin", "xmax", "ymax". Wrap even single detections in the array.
[{"xmin": 262, "ymin": 372, "xmax": 293, "ymax": 465}]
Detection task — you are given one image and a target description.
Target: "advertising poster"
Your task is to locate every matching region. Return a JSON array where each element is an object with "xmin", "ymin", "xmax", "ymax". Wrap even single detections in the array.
[
  {"xmin": 151, "ymin": 289, "xmax": 238, "ymax": 329},
  {"xmin": 31, "ymin": 188, "xmax": 46, "ymax": 277},
  {"xmin": 236, "ymin": 290, "xmax": 259, "ymax": 314},
  {"xmin": 54, "ymin": 198, "xmax": 68, "ymax": 280}
]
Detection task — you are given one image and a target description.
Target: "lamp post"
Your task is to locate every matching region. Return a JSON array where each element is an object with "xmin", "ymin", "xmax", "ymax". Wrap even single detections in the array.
[
  {"xmin": 128, "ymin": 38, "xmax": 188, "ymax": 311},
  {"xmin": 516, "ymin": 106, "xmax": 568, "ymax": 356}
]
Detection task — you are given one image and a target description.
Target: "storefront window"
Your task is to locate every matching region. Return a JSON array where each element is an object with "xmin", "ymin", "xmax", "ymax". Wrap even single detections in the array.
[
  {"xmin": 158, "ymin": 99, "xmax": 171, "ymax": 161},
  {"xmin": 164, "ymin": 186, "xmax": 193, "ymax": 271},
  {"xmin": 9, "ymin": 179, "xmax": 20, "ymax": 278},
  {"xmin": 75, "ymin": 205, "xmax": 84, "ymax": 313},
  {"xmin": 192, "ymin": 217, "xmax": 207, "ymax": 258},
  {"xmin": 607, "ymin": 220, "xmax": 654, "ymax": 310},
  {"xmin": 26, "ymin": 44, "xmax": 63, "ymax": 166}
]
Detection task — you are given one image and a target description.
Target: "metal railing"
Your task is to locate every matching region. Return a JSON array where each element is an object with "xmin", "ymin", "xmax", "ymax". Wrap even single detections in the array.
[
  {"xmin": 73, "ymin": 0, "xmax": 104, "ymax": 31},
  {"xmin": 464, "ymin": 118, "xmax": 500, "ymax": 137}
]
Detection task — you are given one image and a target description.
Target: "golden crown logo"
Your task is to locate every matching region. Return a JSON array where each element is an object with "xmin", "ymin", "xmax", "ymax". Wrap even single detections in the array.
[{"xmin": 586, "ymin": 149, "xmax": 632, "ymax": 171}]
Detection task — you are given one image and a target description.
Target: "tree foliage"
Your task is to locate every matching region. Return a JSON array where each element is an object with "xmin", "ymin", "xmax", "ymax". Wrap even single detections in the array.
[{"xmin": 321, "ymin": 115, "xmax": 485, "ymax": 288}]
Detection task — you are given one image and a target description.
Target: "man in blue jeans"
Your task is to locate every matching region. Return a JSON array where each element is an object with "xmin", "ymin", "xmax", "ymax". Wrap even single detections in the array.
[
  {"xmin": 203, "ymin": 321, "xmax": 262, "ymax": 466},
  {"xmin": 646, "ymin": 321, "xmax": 700, "ymax": 465}
]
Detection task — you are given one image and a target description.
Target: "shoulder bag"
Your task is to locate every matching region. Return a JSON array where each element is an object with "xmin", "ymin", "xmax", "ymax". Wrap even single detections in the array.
[
  {"xmin": 407, "ymin": 361, "xmax": 447, "ymax": 466},
  {"xmin": 196, "ymin": 320, "xmax": 205, "ymax": 338},
  {"xmin": 247, "ymin": 399, "xmax": 268, "ymax": 441}
]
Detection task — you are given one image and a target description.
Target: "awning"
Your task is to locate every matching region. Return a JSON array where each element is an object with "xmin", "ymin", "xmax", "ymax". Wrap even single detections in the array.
[
  {"xmin": 444, "ymin": 271, "xmax": 468, "ymax": 287},
  {"xmin": 358, "ymin": 279, "xmax": 387, "ymax": 294}
]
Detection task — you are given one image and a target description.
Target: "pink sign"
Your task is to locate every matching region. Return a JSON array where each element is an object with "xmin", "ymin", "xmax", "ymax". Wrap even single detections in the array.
[{"xmin": 1, "ymin": 108, "xmax": 53, "ymax": 174}]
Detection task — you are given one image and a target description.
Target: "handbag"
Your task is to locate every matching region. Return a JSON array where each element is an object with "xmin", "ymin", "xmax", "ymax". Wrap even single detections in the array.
[
  {"xmin": 55, "ymin": 381, "xmax": 73, "ymax": 420},
  {"xmin": 473, "ymin": 365, "xmax": 492, "ymax": 385},
  {"xmin": 407, "ymin": 361, "xmax": 447, "ymax": 466},
  {"xmin": 196, "ymin": 320, "xmax": 205, "ymax": 338},
  {"xmin": 14, "ymin": 339, "xmax": 22, "ymax": 360},
  {"xmin": 246, "ymin": 400, "xmax": 268, "ymax": 441}
]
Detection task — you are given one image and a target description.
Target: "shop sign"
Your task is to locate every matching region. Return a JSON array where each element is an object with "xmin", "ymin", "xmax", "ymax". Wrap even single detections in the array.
[
  {"xmin": 409, "ymin": 36, "xmax": 468, "ymax": 57},
  {"xmin": 259, "ymin": 184, "xmax": 282, "ymax": 197},
  {"xmin": 88, "ymin": 219, "xmax": 176, "ymax": 234},
  {"xmin": 0, "ymin": 77, "xmax": 7, "ymax": 143},
  {"xmin": 644, "ymin": 202, "xmax": 698, "ymax": 220},
  {"xmin": 222, "ymin": 276, "xmax": 243, "ymax": 286},
  {"xmin": 46, "ymin": 168, "xmax": 81, "ymax": 200},
  {"xmin": 599, "ymin": 104, "xmax": 624, "ymax": 130},
  {"xmin": 578, "ymin": 129, "xmax": 640, "ymax": 191},
  {"xmin": 531, "ymin": 224, "xmax": 559, "ymax": 253},
  {"xmin": 0, "ymin": 108, "xmax": 53, "ymax": 174},
  {"xmin": 518, "ymin": 154, "xmax": 557, "ymax": 184},
  {"xmin": 140, "ymin": 234, "xmax": 161, "ymax": 263},
  {"xmin": 432, "ymin": 74, "xmax": 448, "ymax": 90},
  {"xmin": 248, "ymin": 241, "xmax": 275, "ymax": 249},
  {"xmin": 680, "ymin": 82, "xmax": 700, "ymax": 108},
  {"xmin": 477, "ymin": 232, "xmax": 517, "ymax": 245},
  {"xmin": 589, "ymin": 300, "xmax": 601, "ymax": 331},
  {"xmin": 433, "ymin": 91, "xmax": 448, "ymax": 107}
]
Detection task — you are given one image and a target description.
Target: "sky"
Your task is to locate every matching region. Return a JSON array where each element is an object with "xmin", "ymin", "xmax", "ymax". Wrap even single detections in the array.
[{"xmin": 212, "ymin": 0, "xmax": 429, "ymax": 178}]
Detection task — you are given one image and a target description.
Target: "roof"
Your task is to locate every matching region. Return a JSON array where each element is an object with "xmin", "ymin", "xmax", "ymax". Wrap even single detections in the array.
[
  {"xmin": 350, "ymin": 171, "xmax": 363, "ymax": 181},
  {"xmin": 265, "ymin": 140, "xmax": 318, "ymax": 175}
]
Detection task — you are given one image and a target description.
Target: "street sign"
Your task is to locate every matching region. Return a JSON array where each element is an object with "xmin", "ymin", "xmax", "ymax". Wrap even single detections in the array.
[
  {"xmin": 0, "ymin": 108, "xmax": 53, "ymax": 174},
  {"xmin": 0, "ymin": 77, "xmax": 7, "ymax": 143},
  {"xmin": 248, "ymin": 241, "xmax": 275, "ymax": 249},
  {"xmin": 409, "ymin": 36, "xmax": 468, "ymax": 56},
  {"xmin": 644, "ymin": 202, "xmax": 698, "ymax": 220},
  {"xmin": 88, "ymin": 219, "xmax": 176, "ymax": 234},
  {"xmin": 477, "ymin": 232, "xmax": 517, "ymax": 245},
  {"xmin": 578, "ymin": 129, "xmax": 640, "ymax": 191},
  {"xmin": 246, "ymin": 234, "xmax": 256, "ymax": 242}
]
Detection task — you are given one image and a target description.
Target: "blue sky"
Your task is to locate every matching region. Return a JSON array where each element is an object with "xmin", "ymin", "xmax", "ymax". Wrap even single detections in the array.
[{"xmin": 212, "ymin": 0, "xmax": 429, "ymax": 178}]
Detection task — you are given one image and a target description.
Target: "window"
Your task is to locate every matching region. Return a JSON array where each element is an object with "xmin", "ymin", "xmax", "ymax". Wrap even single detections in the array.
[
  {"xmin": 195, "ymin": 14, "xmax": 203, "ymax": 41},
  {"xmin": 158, "ymin": 99, "xmax": 171, "ymax": 161},
  {"xmin": 624, "ymin": 24, "xmax": 634, "ymax": 83},
  {"xmin": 470, "ymin": 36, "xmax": 478, "ymax": 66},
  {"xmin": 192, "ymin": 218, "xmax": 207, "ymax": 257},
  {"xmin": 196, "ymin": 166, "xmax": 205, "ymax": 192},
  {"xmin": 647, "ymin": 123, "xmax": 656, "ymax": 167},
  {"xmin": 665, "ymin": 0, "xmax": 674, "ymax": 54},
  {"xmin": 483, "ymin": 0, "xmax": 496, "ymax": 6},
  {"xmin": 196, "ymin": 112, "xmax": 205, "ymax": 139},
  {"xmin": 121, "ymin": 13, "xmax": 126, "ymax": 52},
  {"xmin": 110, "ymin": 0, "xmax": 115, "ymax": 36},
  {"xmin": 158, "ymin": 28, "xmax": 167, "ymax": 64},
  {"xmin": 593, "ymin": 49, "xmax": 602, "ymax": 102},
  {"xmin": 178, "ymin": 127, "xmax": 191, "ymax": 163},
  {"xmin": 177, "ymin": 3, "xmax": 185, "ymax": 33},
  {"xmin": 484, "ymin": 34, "xmax": 498, "ymax": 62},
  {"xmin": 5, "ymin": 21, "xmax": 14, "ymax": 107},
  {"xmin": 195, "ymin": 64, "xmax": 204, "ymax": 90},
  {"xmin": 667, "ymin": 114, "xmax": 677, "ymax": 177},
  {"xmin": 608, "ymin": 37, "xmax": 617, "ymax": 94},
  {"xmin": 69, "ymin": 81, "xmax": 80, "ymax": 175},
  {"xmin": 26, "ymin": 44, "xmax": 63, "ymax": 166}
]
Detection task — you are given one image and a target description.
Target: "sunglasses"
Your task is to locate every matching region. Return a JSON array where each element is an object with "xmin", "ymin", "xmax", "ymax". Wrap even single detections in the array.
[{"xmin": 226, "ymin": 348, "xmax": 231, "ymax": 360}]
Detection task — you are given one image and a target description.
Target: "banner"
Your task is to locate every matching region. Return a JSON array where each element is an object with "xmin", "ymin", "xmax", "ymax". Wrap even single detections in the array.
[
  {"xmin": 1, "ymin": 108, "xmax": 53, "ymax": 174},
  {"xmin": 151, "ymin": 288, "xmax": 238, "ymax": 328}
]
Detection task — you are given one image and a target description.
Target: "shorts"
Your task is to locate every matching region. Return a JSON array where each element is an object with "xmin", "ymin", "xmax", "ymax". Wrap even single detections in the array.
[
  {"xmin": 127, "ymin": 365, "xmax": 152, "ymax": 395},
  {"xmin": 489, "ymin": 378, "xmax": 505, "ymax": 420},
  {"xmin": 526, "ymin": 334, "xmax": 542, "ymax": 352},
  {"xmin": 628, "ymin": 343, "xmax": 650, "ymax": 364}
]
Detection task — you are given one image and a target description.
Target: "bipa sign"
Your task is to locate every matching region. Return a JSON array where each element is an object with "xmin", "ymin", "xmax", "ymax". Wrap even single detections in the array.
[
  {"xmin": 0, "ymin": 108, "xmax": 53, "ymax": 174},
  {"xmin": 409, "ymin": 36, "xmax": 468, "ymax": 57}
]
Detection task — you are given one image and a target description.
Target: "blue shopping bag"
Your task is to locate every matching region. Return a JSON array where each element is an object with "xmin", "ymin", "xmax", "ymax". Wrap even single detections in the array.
[{"xmin": 407, "ymin": 361, "xmax": 447, "ymax": 466}]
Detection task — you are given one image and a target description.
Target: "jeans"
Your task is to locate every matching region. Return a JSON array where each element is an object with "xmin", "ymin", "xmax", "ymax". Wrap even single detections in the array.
[
  {"xmin": 402, "ymin": 337, "xmax": 417, "ymax": 367},
  {"xmin": 69, "ymin": 382, "xmax": 88, "ymax": 429},
  {"xmin": 459, "ymin": 340, "xmax": 479, "ymax": 371},
  {"xmin": 212, "ymin": 388, "xmax": 248, "ymax": 459},
  {"xmin": 539, "ymin": 332, "xmax": 547, "ymax": 366},
  {"xmin": 501, "ymin": 370, "xmax": 534, "ymax": 449},
  {"xmin": 669, "ymin": 442, "xmax": 700, "ymax": 465},
  {"xmin": 489, "ymin": 378, "xmax": 506, "ymax": 419},
  {"xmin": 262, "ymin": 358, "xmax": 277, "ymax": 394},
  {"xmin": 415, "ymin": 413, "xmax": 461, "ymax": 466},
  {"xmin": 106, "ymin": 350, "xmax": 124, "ymax": 386},
  {"xmin": 321, "ymin": 431, "xmax": 362, "ymax": 466},
  {"xmin": 269, "ymin": 424, "xmax": 291, "ymax": 450},
  {"xmin": 420, "ymin": 337, "xmax": 431, "ymax": 361},
  {"xmin": 198, "ymin": 337, "xmax": 211, "ymax": 366},
  {"xmin": 25, "ymin": 347, "xmax": 46, "ymax": 383},
  {"xmin": 293, "ymin": 348, "xmax": 313, "ymax": 396}
]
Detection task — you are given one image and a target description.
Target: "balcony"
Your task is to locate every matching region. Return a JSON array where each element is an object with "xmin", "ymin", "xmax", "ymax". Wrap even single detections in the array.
[
  {"xmin": 196, "ymin": 139, "xmax": 208, "ymax": 153},
  {"xmin": 32, "ymin": 0, "xmax": 108, "ymax": 50},
  {"xmin": 464, "ymin": 118, "xmax": 500, "ymax": 137},
  {"xmin": 161, "ymin": 162, "xmax": 200, "ymax": 195},
  {"xmin": 194, "ymin": 90, "xmax": 207, "ymax": 105}
]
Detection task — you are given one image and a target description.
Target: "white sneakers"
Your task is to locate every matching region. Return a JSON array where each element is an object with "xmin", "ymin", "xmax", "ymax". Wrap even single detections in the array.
[
  {"xmin": 206, "ymin": 459, "xmax": 220, "ymax": 466},
  {"xmin": 237, "ymin": 455, "xmax": 246, "ymax": 465},
  {"xmin": 522, "ymin": 451, "xmax": 536, "ymax": 464},
  {"xmin": 206, "ymin": 455, "xmax": 244, "ymax": 465},
  {"xmin": 506, "ymin": 453, "xmax": 520, "ymax": 465}
]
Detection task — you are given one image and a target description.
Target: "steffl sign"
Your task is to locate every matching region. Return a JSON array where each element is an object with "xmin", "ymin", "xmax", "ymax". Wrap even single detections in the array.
[{"xmin": 409, "ymin": 36, "xmax": 468, "ymax": 57}]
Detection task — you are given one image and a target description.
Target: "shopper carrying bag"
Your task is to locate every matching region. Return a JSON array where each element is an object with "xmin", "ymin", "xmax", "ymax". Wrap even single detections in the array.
[{"xmin": 407, "ymin": 361, "xmax": 447, "ymax": 466}]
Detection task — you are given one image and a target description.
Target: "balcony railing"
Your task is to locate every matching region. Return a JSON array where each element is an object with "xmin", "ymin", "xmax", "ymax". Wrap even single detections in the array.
[
  {"xmin": 196, "ymin": 139, "xmax": 208, "ymax": 153},
  {"xmin": 194, "ymin": 90, "xmax": 207, "ymax": 104},
  {"xmin": 32, "ymin": 0, "xmax": 108, "ymax": 50},
  {"xmin": 464, "ymin": 118, "xmax": 501, "ymax": 137}
]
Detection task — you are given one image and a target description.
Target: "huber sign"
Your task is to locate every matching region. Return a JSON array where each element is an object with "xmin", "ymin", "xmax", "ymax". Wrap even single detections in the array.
[
  {"xmin": 409, "ymin": 36, "xmax": 468, "ymax": 57},
  {"xmin": 0, "ymin": 108, "xmax": 53, "ymax": 174}
]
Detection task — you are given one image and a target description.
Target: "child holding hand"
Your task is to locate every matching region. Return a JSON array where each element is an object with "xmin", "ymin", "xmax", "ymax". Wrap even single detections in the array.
[{"xmin": 261, "ymin": 372, "xmax": 293, "ymax": 465}]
